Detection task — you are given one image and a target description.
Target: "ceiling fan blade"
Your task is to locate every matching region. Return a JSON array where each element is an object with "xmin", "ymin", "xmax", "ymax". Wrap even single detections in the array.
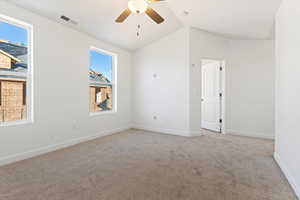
[
  {"xmin": 115, "ymin": 9, "xmax": 131, "ymax": 23},
  {"xmin": 145, "ymin": 7, "xmax": 164, "ymax": 24},
  {"xmin": 148, "ymin": 0, "xmax": 165, "ymax": 2}
]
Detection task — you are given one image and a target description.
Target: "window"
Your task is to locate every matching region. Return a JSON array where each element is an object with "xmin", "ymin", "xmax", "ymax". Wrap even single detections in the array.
[
  {"xmin": 0, "ymin": 15, "xmax": 32, "ymax": 124},
  {"xmin": 89, "ymin": 47, "xmax": 116, "ymax": 114}
]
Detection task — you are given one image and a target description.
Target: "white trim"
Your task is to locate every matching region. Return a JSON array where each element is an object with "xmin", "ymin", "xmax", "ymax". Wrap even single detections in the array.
[
  {"xmin": 0, "ymin": 70, "xmax": 27, "ymax": 77},
  {"xmin": 89, "ymin": 81, "xmax": 113, "ymax": 86},
  {"xmin": 274, "ymin": 152, "xmax": 300, "ymax": 199},
  {"xmin": 0, "ymin": 13, "xmax": 32, "ymax": 30},
  {"xmin": 132, "ymin": 124, "xmax": 191, "ymax": 137},
  {"xmin": 90, "ymin": 46, "xmax": 118, "ymax": 60},
  {"xmin": 0, "ymin": 119, "xmax": 33, "ymax": 127},
  {"xmin": 189, "ymin": 130, "xmax": 203, "ymax": 137},
  {"xmin": 0, "ymin": 126, "xmax": 131, "ymax": 167},
  {"xmin": 89, "ymin": 110, "xmax": 116, "ymax": 116},
  {"xmin": 227, "ymin": 129, "xmax": 274, "ymax": 140}
]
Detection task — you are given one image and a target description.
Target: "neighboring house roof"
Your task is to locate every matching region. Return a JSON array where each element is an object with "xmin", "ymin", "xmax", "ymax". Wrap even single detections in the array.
[
  {"xmin": 0, "ymin": 49, "xmax": 21, "ymax": 63},
  {"xmin": 0, "ymin": 40, "xmax": 27, "ymax": 70},
  {"xmin": 0, "ymin": 42, "xmax": 28, "ymax": 81},
  {"xmin": 0, "ymin": 40, "xmax": 27, "ymax": 57},
  {"xmin": 89, "ymin": 69, "xmax": 110, "ymax": 83}
]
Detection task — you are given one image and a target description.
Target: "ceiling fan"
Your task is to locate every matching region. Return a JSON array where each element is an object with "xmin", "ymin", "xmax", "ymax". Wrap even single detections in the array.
[{"xmin": 115, "ymin": 0, "xmax": 165, "ymax": 24}]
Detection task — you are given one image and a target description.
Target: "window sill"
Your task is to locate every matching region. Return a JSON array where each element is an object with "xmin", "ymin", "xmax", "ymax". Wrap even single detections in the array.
[
  {"xmin": 0, "ymin": 119, "xmax": 33, "ymax": 127},
  {"xmin": 89, "ymin": 110, "xmax": 117, "ymax": 117}
]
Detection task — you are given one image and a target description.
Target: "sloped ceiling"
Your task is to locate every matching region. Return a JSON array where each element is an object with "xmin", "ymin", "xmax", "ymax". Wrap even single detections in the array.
[
  {"xmin": 6, "ymin": 0, "xmax": 281, "ymax": 51},
  {"xmin": 167, "ymin": 0, "xmax": 282, "ymax": 39},
  {"xmin": 6, "ymin": 0, "xmax": 182, "ymax": 50}
]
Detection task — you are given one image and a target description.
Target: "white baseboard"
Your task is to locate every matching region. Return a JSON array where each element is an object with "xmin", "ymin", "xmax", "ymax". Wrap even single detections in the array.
[
  {"xmin": 227, "ymin": 129, "xmax": 274, "ymax": 140},
  {"xmin": 0, "ymin": 126, "xmax": 131, "ymax": 167},
  {"xmin": 132, "ymin": 124, "xmax": 191, "ymax": 137},
  {"xmin": 190, "ymin": 130, "xmax": 203, "ymax": 137},
  {"xmin": 274, "ymin": 152, "xmax": 300, "ymax": 199}
]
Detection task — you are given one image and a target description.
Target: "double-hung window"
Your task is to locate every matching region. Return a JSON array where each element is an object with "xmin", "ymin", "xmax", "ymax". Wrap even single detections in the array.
[
  {"xmin": 0, "ymin": 15, "xmax": 33, "ymax": 125},
  {"xmin": 89, "ymin": 47, "xmax": 116, "ymax": 114}
]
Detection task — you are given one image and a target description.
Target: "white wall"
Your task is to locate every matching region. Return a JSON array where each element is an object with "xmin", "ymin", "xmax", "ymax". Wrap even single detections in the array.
[
  {"xmin": 134, "ymin": 27, "xmax": 275, "ymax": 138},
  {"xmin": 0, "ymin": 1, "xmax": 132, "ymax": 165},
  {"xmin": 189, "ymin": 29, "xmax": 275, "ymax": 139},
  {"xmin": 226, "ymin": 40, "xmax": 275, "ymax": 139},
  {"xmin": 132, "ymin": 28, "xmax": 190, "ymax": 136},
  {"xmin": 274, "ymin": 0, "xmax": 300, "ymax": 198}
]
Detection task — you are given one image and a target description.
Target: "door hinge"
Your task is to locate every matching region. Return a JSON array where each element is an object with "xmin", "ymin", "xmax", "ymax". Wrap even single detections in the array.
[{"xmin": 219, "ymin": 119, "xmax": 222, "ymax": 123}]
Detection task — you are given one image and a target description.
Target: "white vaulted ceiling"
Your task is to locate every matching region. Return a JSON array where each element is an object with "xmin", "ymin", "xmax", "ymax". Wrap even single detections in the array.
[
  {"xmin": 5, "ymin": 0, "xmax": 182, "ymax": 50},
  {"xmin": 167, "ymin": 0, "xmax": 282, "ymax": 39},
  {"xmin": 6, "ymin": 0, "xmax": 282, "ymax": 50}
]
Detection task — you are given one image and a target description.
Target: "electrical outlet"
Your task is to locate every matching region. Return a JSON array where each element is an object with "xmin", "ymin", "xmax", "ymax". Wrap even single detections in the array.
[{"xmin": 72, "ymin": 120, "xmax": 78, "ymax": 130}]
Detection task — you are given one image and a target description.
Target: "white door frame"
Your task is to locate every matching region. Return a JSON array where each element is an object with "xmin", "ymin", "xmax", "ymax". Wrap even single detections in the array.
[{"xmin": 201, "ymin": 59, "xmax": 226, "ymax": 134}]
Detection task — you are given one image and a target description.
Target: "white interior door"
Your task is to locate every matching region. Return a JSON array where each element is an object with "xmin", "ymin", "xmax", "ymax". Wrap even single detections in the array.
[{"xmin": 201, "ymin": 61, "xmax": 221, "ymax": 132}]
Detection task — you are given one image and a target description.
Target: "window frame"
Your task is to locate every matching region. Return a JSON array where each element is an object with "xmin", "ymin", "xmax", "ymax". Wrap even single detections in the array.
[
  {"xmin": 0, "ymin": 14, "xmax": 34, "ymax": 127},
  {"xmin": 89, "ymin": 46, "xmax": 117, "ymax": 116}
]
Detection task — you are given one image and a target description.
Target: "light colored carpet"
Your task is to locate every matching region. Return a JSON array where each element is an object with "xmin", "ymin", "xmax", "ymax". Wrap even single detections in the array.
[{"xmin": 0, "ymin": 129, "xmax": 297, "ymax": 200}]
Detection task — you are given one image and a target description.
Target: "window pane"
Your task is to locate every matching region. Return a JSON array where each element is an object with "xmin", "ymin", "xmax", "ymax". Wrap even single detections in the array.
[
  {"xmin": 0, "ymin": 20, "xmax": 28, "ymax": 122},
  {"xmin": 89, "ymin": 50, "xmax": 113, "ymax": 113},
  {"xmin": 89, "ymin": 50, "xmax": 112, "ymax": 83},
  {"xmin": 89, "ymin": 85, "xmax": 112, "ymax": 112}
]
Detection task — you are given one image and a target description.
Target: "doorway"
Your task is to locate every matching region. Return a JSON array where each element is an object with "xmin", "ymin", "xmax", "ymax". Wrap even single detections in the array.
[{"xmin": 201, "ymin": 59, "xmax": 225, "ymax": 133}]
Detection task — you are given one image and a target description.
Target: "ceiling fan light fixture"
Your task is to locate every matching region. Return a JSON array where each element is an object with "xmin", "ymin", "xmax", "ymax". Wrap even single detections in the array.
[
  {"xmin": 116, "ymin": 0, "xmax": 164, "ymax": 24},
  {"xmin": 128, "ymin": 0, "xmax": 148, "ymax": 13}
]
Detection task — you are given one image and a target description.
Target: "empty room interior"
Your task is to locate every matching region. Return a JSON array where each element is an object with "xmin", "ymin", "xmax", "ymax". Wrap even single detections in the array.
[{"xmin": 0, "ymin": 0, "xmax": 299, "ymax": 199}]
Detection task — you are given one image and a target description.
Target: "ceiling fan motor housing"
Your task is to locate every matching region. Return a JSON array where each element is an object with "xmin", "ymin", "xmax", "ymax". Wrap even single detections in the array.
[{"xmin": 128, "ymin": 0, "xmax": 148, "ymax": 13}]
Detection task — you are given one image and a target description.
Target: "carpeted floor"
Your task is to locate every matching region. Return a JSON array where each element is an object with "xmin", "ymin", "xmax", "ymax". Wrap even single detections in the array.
[{"xmin": 0, "ymin": 129, "xmax": 297, "ymax": 200}]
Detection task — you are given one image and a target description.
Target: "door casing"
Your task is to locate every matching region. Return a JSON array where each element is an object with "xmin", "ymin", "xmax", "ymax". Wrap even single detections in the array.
[{"xmin": 200, "ymin": 59, "xmax": 226, "ymax": 134}]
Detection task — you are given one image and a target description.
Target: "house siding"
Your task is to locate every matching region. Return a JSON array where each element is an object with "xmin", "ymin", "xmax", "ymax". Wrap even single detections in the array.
[
  {"xmin": 0, "ymin": 52, "xmax": 11, "ymax": 69},
  {"xmin": 89, "ymin": 86, "xmax": 112, "ymax": 112},
  {"xmin": 0, "ymin": 80, "xmax": 26, "ymax": 122},
  {"xmin": 0, "ymin": 47, "xmax": 27, "ymax": 122}
]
